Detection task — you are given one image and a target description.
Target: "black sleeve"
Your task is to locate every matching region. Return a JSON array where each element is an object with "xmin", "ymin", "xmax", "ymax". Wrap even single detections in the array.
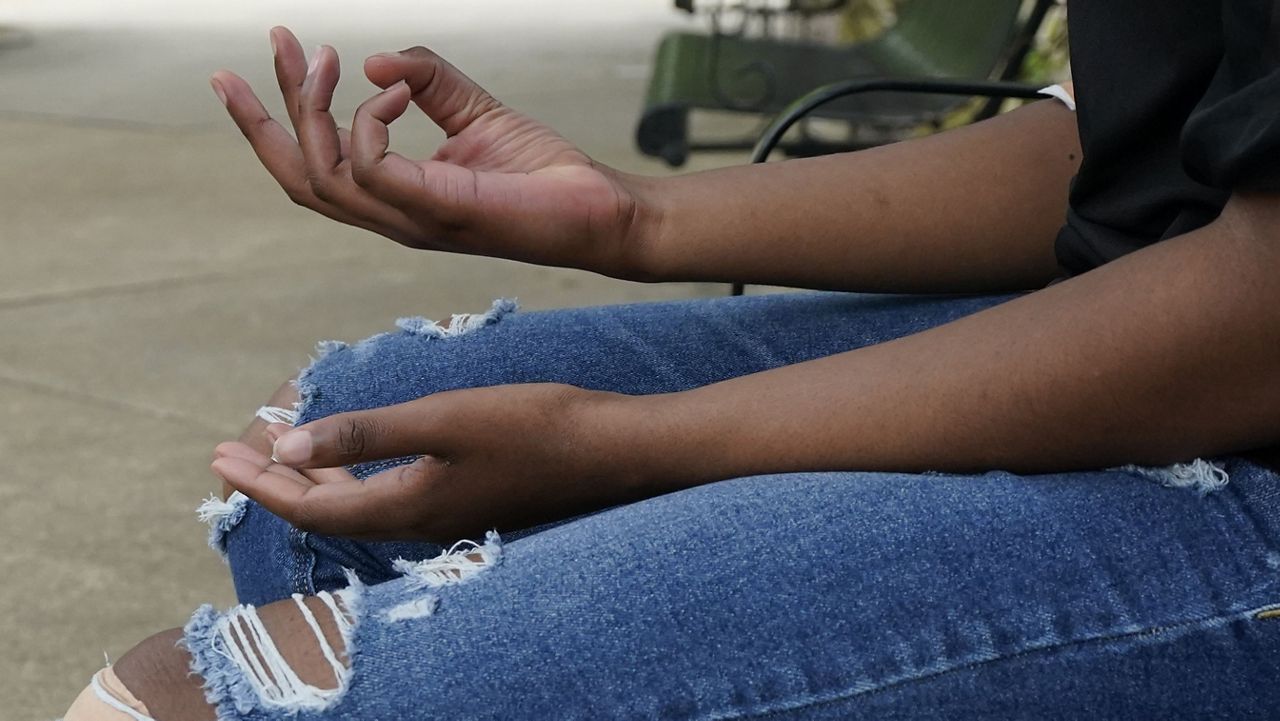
[
  {"xmin": 1181, "ymin": 0, "xmax": 1280, "ymax": 192},
  {"xmin": 1055, "ymin": 0, "xmax": 1279, "ymax": 276},
  {"xmin": 1055, "ymin": 0, "xmax": 1230, "ymax": 275}
]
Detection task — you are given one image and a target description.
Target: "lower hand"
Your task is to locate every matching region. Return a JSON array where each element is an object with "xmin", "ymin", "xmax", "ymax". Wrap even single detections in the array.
[{"xmin": 210, "ymin": 384, "xmax": 650, "ymax": 542}]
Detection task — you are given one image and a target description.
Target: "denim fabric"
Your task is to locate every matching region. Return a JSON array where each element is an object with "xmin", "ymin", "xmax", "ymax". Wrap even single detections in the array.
[{"xmin": 202, "ymin": 291, "xmax": 1280, "ymax": 720}]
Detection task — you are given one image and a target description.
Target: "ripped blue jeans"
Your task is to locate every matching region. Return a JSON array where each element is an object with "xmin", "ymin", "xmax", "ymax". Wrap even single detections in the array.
[{"xmin": 192, "ymin": 291, "xmax": 1280, "ymax": 720}]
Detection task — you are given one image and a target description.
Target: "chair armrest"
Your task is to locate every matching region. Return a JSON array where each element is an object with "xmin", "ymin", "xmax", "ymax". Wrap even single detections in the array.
[{"xmin": 751, "ymin": 78, "xmax": 1048, "ymax": 164}]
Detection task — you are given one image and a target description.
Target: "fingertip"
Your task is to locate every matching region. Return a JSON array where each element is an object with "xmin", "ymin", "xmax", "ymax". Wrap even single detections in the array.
[
  {"xmin": 270, "ymin": 25, "xmax": 299, "ymax": 44},
  {"xmin": 264, "ymin": 423, "xmax": 290, "ymax": 443},
  {"xmin": 352, "ymin": 81, "xmax": 410, "ymax": 137},
  {"xmin": 210, "ymin": 76, "xmax": 228, "ymax": 106},
  {"xmin": 319, "ymin": 45, "xmax": 342, "ymax": 78},
  {"xmin": 210, "ymin": 69, "xmax": 244, "ymax": 97},
  {"xmin": 210, "ymin": 69, "xmax": 241, "ymax": 84},
  {"xmin": 210, "ymin": 456, "xmax": 235, "ymax": 480},
  {"xmin": 377, "ymin": 81, "xmax": 414, "ymax": 116},
  {"xmin": 363, "ymin": 54, "xmax": 401, "ymax": 87},
  {"xmin": 272, "ymin": 429, "xmax": 314, "ymax": 467},
  {"xmin": 379, "ymin": 80, "xmax": 411, "ymax": 106}
]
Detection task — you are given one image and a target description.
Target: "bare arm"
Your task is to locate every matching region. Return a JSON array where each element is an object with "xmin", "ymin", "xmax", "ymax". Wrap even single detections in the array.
[
  {"xmin": 628, "ymin": 192, "xmax": 1280, "ymax": 488},
  {"xmin": 635, "ymin": 95, "xmax": 1081, "ymax": 292},
  {"xmin": 213, "ymin": 193, "xmax": 1279, "ymax": 541},
  {"xmin": 216, "ymin": 31, "xmax": 1078, "ymax": 294}
]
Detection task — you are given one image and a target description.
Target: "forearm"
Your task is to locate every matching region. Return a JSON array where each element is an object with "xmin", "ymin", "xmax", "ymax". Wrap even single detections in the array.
[
  {"xmin": 631, "ymin": 98, "xmax": 1080, "ymax": 292},
  {"xmin": 616, "ymin": 194, "xmax": 1280, "ymax": 492}
]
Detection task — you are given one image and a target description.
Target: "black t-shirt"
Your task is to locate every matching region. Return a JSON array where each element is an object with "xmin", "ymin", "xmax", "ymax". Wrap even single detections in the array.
[{"xmin": 1055, "ymin": 0, "xmax": 1280, "ymax": 275}]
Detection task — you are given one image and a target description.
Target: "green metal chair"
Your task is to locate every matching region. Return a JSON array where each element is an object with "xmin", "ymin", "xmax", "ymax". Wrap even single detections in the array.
[{"xmin": 637, "ymin": 0, "xmax": 1052, "ymax": 166}]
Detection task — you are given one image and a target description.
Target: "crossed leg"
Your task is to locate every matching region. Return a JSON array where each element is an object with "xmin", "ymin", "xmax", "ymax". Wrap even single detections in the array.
[{"xmin": 70, "ymin": 462, "xmax": 1280, "ymax": 721}]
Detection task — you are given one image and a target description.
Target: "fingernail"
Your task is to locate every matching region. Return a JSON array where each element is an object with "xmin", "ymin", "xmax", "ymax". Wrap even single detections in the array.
[
  {"xmin": 269, "ymin": 30, "xmax": 278, "ymax": 57},
  {"xmin": 264, "ymin": 424, "xmax": 284, "ymax": 443},
  {"xmin": 272, "ymin": 430, "xmax": 313, "ymax": 465},
  {"xmin": 307, "ymin": 46, "xmax": 322, "ymax": 76},
  {"xmin": 210, "ymin": 78, "xmax": 228, "ymax": 106}
]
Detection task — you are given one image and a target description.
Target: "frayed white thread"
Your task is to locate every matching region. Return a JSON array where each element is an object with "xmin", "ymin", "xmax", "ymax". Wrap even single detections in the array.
[
  {"xmin": 382, "ymin": 596, "xmax": 440, "ymax": 623},
  {"xmin": 196, "ymin": 492, "xmax": 249, "ymax": 525},
  {"xmin": 314, "ymin": 339, "xmax": 349, "ymax": 358},
  {"xmin": 210, "ymin": 588, "xmax": 355, "ymax": 712},
  {"xmin": 392, "ymin": 530, "xmax": 503, "ymax": 591},
  {"xmin": 89, "ymin": 671, "xmax": 155, "ymax": 721},
  {"xmin": 255, "ymin": 405, "xmax": 299, "ymax": 426},
  {"xmin": 1116, "ymin": 458, "xmax": 1230, "ymax": 495},
  {"xmin": 197, "ymin": 491, "xmax": 251, "ymax": 560},
  {"xmin": 395, "ymin": 298, "xmax": 518, "ymax": 339},
  {"xmin": 292, "ymin": 594, "xmax": 349, "ymax": 682},
  {"xmin": 332, "ymin": 568, "xmax": 365, "ymax": 632}
]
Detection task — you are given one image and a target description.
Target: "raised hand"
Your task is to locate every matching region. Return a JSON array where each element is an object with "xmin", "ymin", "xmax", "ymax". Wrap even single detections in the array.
[{"xmin": 209, "ymin": 27, "xmax": 658, "ymax": 278}]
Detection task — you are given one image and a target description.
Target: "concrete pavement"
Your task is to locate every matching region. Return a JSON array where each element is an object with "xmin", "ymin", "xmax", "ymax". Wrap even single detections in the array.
[{"xmin": 0, "ymin": 2, "xmax": 746, "ymax": 716}]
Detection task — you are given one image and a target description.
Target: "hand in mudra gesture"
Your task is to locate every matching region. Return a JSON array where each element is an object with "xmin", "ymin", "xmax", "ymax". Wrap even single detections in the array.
[{"xmin": 210, "ymin": 26, "xmax": 653, "ymax": 276}]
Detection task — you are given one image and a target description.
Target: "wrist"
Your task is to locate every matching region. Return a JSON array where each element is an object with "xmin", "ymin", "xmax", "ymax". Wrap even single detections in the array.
[
  {"xmin": 578, "ymin": 387, "xmax": 731, "ymax": 499},
  {"xmin": 604, "ymin": 171, "xmax": 671, "ymax": 283}
]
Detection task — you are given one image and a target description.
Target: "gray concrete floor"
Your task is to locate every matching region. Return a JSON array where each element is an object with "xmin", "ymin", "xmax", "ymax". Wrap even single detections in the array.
[{"xmin": 0, "ymin": 2, "xmax": 751, "ymax": 717}]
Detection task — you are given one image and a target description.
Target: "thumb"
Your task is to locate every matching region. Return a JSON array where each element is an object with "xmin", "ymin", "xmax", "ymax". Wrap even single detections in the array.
[
  {"xmin": 271, "ymin": 400, "xmax": 443, "ymax": 468},
  {"xmin": 363, "ymin": 46, "xmax": 502, "ymax": 137}
]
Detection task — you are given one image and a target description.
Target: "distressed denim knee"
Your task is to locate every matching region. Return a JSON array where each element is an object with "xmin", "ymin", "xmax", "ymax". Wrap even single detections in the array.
[
  {"xmin": 180, "ymin": 533, "xmax": 504, "ymax": 719},
  {"xmin": 197, "ymin": 300, "xmax": 523, "ymax": 605},
  {"xmin": 173, "ymin": 292, "xmax": 1280, "ymax": 719}
]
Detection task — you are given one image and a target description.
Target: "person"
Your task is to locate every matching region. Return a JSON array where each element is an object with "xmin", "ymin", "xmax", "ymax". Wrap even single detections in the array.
[{"xmin": 63, "ymin": 2, "xmax": 1280, "ymax": 719}]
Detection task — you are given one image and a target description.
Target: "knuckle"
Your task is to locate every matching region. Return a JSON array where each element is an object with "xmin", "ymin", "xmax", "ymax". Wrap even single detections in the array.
[
  {"xmin": 246, "ymin": 115, "xmax": 275, "ymax": 140},
  {"xmin": 285, "ymin": 188, "xmax": 315, "ymax": 208},
  {"xmin": 350, "ymin": 161, "xmax": 376, "ymax": 188},
  {"xmin": 471, "ymin": 93, "xmax": 502, "ymax": 117},
  {"xmin": 336, "ymin": 416, "xmax": 386, "ymax": 461},
  {"xmin": 282, "ymin": 184, "xmax": 310, "ymax": 207},
  {"xmin": 305, "ymin": 171, "xmax": 334, "ymax": 201},
  {"xmin": 397, "ymin": 457, "xmax": 435, "ymax": 489}
]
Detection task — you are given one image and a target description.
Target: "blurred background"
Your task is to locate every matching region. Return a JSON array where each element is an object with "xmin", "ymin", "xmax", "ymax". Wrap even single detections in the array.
[{"xmin": 0, "ymin": 1, "xmax": 1065, "ymax": 717}]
